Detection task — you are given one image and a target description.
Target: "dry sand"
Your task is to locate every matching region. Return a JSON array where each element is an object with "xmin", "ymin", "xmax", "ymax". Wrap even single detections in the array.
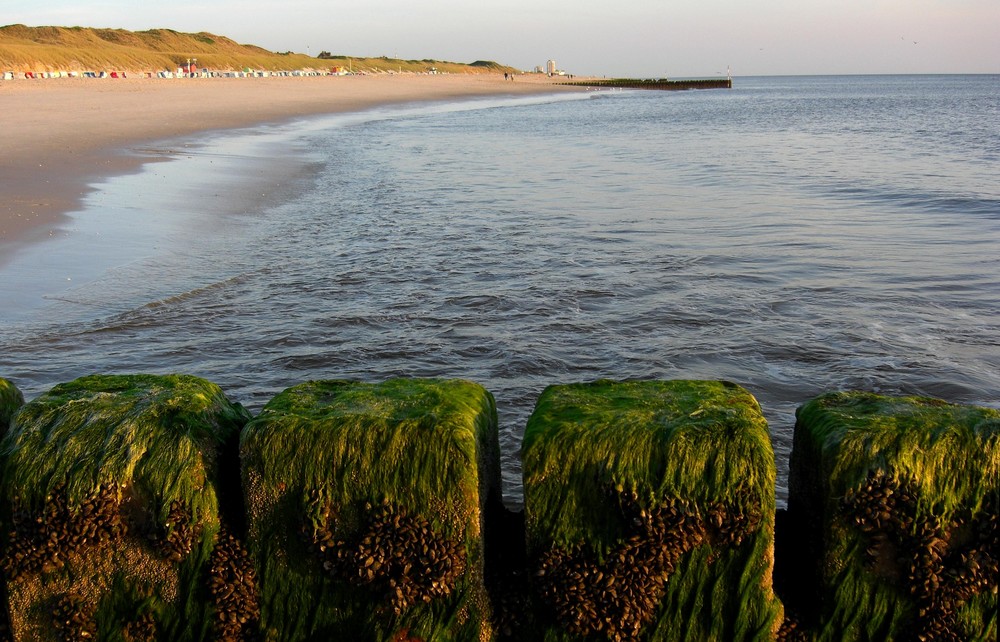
[{"xmin": 0, "ymin": 74, "xmax": 581, "ymax": 246}]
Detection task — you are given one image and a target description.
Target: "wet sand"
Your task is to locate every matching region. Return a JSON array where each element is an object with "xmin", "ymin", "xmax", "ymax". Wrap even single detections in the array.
[{"xmin": 0, "ymin": 74, "xmax": 579, "ymax": 246}]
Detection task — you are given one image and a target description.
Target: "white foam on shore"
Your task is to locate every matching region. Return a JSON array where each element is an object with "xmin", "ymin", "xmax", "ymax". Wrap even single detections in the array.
[
  {"xmin": 0, "ymin": 92, "xmax": 592, "ymax": 324},
  {"xmin": 0, "ymin": 130, "xmax": 318, "ymax": 323}
]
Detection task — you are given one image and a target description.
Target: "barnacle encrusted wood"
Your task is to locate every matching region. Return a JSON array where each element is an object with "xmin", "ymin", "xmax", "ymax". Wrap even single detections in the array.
[
  {"xmin": 240, "ymin": 378, "xmax": 500, "ymax": 642},
  {"xmin": 788, "ymin": 391, "xmax": 999, "ymax": 642},
  {"xmin": 0, "ymin": 377, "xmax": 24, "ymax": 435},
  {"xmin": 521, "ymin": 379, "xmax": 782, "ymax": 642},
  {"xmin": 0, "ymin": 373, "xmax": 252, "ymax": 642}
]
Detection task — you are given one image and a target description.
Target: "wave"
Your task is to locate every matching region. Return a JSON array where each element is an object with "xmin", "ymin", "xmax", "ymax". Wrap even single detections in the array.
[
  {"xmin": 828, "ymin": 183, "xmax": 1000, "ymax": 218},
  {"xmin": 78, "ymin": 270, "xmax": 264, "ymax": 334}
]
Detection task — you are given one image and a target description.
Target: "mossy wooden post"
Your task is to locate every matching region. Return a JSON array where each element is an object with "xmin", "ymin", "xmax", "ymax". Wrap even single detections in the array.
[
  {"xmin": 0, "ymin": 378, "xmax": 24, "ymax": 437},
  {"xmin": 0, "ymin": 374, "xmax": 252, "ymax": 642},
  {"xmin": 788, "ymin": 391, "xmax": 999, "ymax": 642},
  {"xmin": 241, "ymin": 378, "xmax": 500, "ymax": 642},
  {"xmin": 522, "ymin": 380, "xmax": 782, "ymax": 642}
]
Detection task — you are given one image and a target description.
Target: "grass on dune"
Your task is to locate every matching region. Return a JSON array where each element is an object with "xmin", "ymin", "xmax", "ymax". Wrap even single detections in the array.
[{"xmin": 0, "ymin": 24, "xmax": 518, "ymax": 74}]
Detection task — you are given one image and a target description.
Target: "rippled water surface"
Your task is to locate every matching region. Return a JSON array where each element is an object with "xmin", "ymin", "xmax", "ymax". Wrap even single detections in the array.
[{"xmin": 2, "ymin": 75, "xmax": 998, "ymax": 505}]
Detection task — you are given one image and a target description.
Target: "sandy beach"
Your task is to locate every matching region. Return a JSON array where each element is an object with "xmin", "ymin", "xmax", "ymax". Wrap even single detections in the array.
[{"xmin": 0, "ymin": 74, "xmax": 580, "ymax": 247}]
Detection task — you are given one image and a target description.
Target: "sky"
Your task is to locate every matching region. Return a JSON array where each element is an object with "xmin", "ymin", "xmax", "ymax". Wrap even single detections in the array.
[{"xmin": 3, "ymin": 0, "xmax": 998, "ymax": 77}]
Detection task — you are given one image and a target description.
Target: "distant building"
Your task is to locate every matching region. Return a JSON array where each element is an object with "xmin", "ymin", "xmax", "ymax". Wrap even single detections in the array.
[{"xmin": 546, "ymin": 59, "xmax": 556, "ymax": 75}]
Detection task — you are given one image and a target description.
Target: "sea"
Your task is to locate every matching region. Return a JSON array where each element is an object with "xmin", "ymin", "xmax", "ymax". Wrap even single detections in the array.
[{"xmin": 1, "ymin": 74, "xmax": 998, "ymax": 507}]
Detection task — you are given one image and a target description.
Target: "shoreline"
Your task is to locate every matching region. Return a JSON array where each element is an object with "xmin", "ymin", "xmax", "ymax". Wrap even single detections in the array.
[{"xmin": 1, "ymin": 74, "xmax": 583, "ymax": 249}]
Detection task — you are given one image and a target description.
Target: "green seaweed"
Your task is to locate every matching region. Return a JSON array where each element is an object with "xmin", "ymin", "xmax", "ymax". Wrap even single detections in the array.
[
  {"xmin": 0, "ymin": 373, "xmax": 251, "ymax": 642},
  {"xmin": 240, "ymin": 378, "xmax": 500, "ymax": 642},
  {"xmin": 0, "ymin": 377, "xmax": 25, "ymax": 436},
  {"xmin": 792, "ymin": 391, "xmax": 1000, "ymax": 642},
  {"xmin": 522, "ymin": 379, "xmax": 782, "ymax": 641},
  {"xmin": 796, "ymin": 392, "xmax": 999, "ymax": 517},
  {"xmin": 523, "ymin": 380, "xmax": 775, "ymax": 548},
  {"xmin": 2, "ymin": 374, "xmax": 248, "ymax": 519}
]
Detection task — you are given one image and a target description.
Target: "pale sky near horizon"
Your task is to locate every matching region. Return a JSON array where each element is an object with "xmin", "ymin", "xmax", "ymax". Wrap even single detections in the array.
[{"xmin": 3, "ymin": 0, "xmax": 998, "ymax": 77}]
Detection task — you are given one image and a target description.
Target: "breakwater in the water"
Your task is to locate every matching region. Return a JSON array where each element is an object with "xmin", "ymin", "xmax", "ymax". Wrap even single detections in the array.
[
  {"xmin": 0, "ymin": 374, "xmax": 996, "ymax": 641},
  {"xmin": 562, "ymin": 77, "xmax": 732, "ymax": 90}
]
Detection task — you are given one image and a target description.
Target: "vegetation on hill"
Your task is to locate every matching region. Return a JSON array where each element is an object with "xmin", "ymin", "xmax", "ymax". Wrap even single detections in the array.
[{"xmin": 0, "ymin": 24, "xmax": 518, "ymax": 74}]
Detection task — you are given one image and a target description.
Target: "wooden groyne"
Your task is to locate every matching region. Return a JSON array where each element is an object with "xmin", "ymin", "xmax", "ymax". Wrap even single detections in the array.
[
  {"xmin": 563, "ymin": 77, "xmax": 732, "ymax": 90},
  {"xmin": 1, "ymin": 375, "xmax": 996, "ymax": 641}
]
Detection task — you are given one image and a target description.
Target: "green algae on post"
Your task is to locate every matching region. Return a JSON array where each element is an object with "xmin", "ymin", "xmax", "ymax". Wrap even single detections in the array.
[
  {"xmin": 0, "ymin": 377, "xmax": 24, "ymax": 435},
  {"xmin": 522, "ymin": 379, "xmax": 782, "ymax": 642},
  {"xmin": 240, "ymin": 378, "xmax": 500, "ymax": 642},
  {"xmin": 0, "ymin": 373, "xmax": 252, "ymax": 642},
  {"xmin": 789, "ymin": 391, "xmax": 999, "ymax": 642}
]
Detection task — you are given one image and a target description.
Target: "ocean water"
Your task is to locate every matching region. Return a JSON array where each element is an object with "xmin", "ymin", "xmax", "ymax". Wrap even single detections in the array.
[{"xmin": 2, "ymin": 75, "xmax": 998, "ymax": 506}]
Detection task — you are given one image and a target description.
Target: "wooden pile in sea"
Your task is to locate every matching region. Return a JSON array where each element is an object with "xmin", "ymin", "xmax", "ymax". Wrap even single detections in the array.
[
  {"xmin": 561, "ymin": 78, "xmax": 732, "ymax": 91},
  {"xmin": 240, "ymin": 378, "xmax": 500, "ymax": 641},
  {"xmin": 788, "ymin": 391, "xmax": 999, "ymax": 641},
  {"xmin": 0, "ymin": 370, "xmax": 997, "ymax": 640},
  {"xmin": 521, "ymin": 379, "xmax": 783, "ymax": 641},
  {"xmin": 0, "ymin": 374, "xmax": 252, "ymax": 642}
]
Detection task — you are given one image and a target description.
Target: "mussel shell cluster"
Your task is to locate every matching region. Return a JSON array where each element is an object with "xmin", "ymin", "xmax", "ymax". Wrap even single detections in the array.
[
  {"xmin": 50, "ymin": 591, "xmax": 158, "ymax": 642},
  {"xmin": 302, "ymin": 497, "xmax": 467, "ymax": 615},
  {"xmin": 703, "ymin": 498, "xmax": 762, "ymax": 549},
  {"xmin": 1, "ymin": 484, "xmax": 125, "ymax": 581},
  {"xmin": 121, "ymin": 611, "xmax": 157, "ymax": 642},
  {"xmin": 50, "ymin": 592, "xmax": 96, "ymax": 642},
  {"xmin": 144, "ymin": 499, "xmax": 200, "ymax": 563},
  {"xmin": 839, "ymin": 470, "xmax": 999, "ymax": 641},
  {"xmin": 533, "ymin": 487, "xmax": 763, "ymax": 641},
  {"xmin": 207, "ymin": 528, "xmax": 261, "ymax": 642},
  {"xmin": 302, "ymin": 491, "xmax": 466, "ymax": 615},
  {"xmin": 0, "ymin": 485, "xmax": 216, "ymax": 641}
]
